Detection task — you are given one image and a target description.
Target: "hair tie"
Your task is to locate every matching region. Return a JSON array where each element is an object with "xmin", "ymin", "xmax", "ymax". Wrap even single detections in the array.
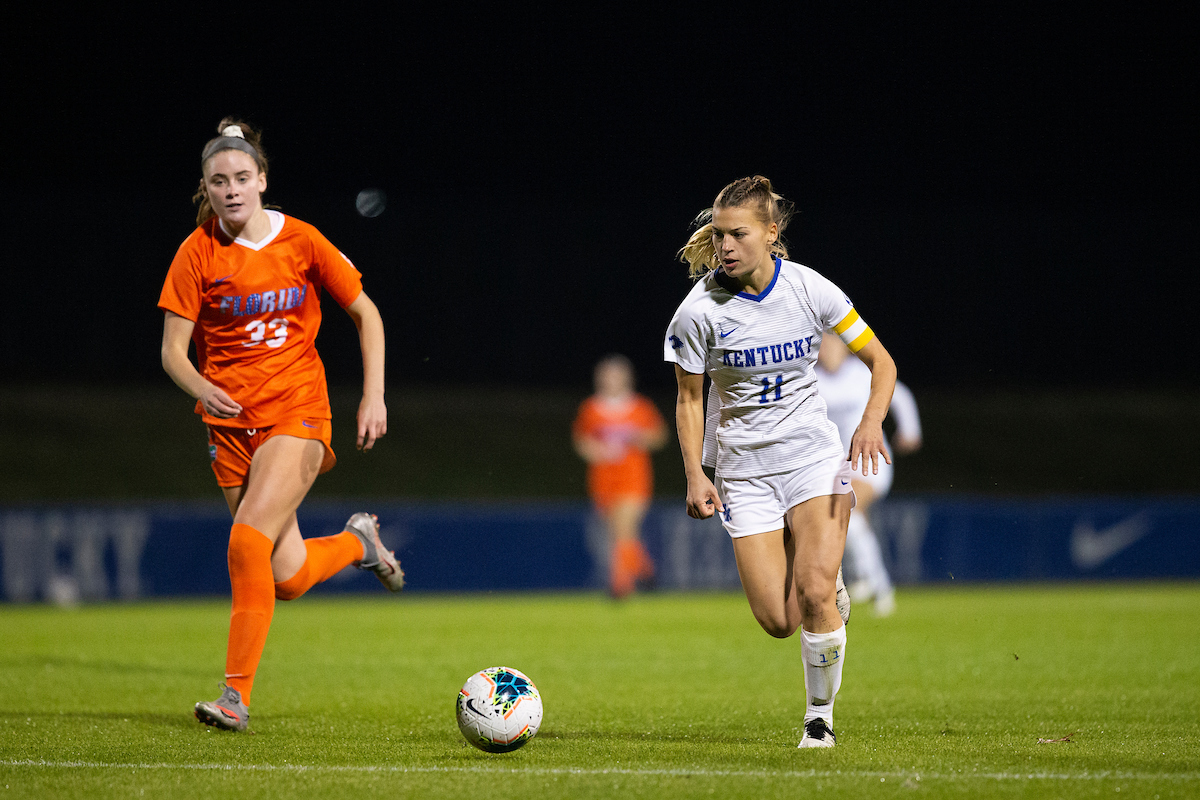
[{"xmin": 220, "ymin": 125, "xmax": 246, "ymax": 139}]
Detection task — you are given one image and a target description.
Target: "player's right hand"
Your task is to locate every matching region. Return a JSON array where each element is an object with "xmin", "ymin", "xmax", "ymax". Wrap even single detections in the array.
[
  {"xmin": 199, "ymin": 384, "xmax": 242, "ymax": 419},
  {"xmin": 685, "ymin": 478, "xmax": 724, "ymax": 520}
]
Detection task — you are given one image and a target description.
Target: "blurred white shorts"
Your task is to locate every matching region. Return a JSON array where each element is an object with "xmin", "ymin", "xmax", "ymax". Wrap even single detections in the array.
[
  {"xmin": 849, "ymin": 453, "xmax": 893, "ymax": 498},
  {"xmin": 715, "ymin": 455, "xmax": 856, "ymax": 539}
]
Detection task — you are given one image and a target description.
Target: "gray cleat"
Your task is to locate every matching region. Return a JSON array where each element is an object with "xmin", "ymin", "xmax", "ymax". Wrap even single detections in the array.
[
  {"xmin": 345, "ymin": 512, "xmax": 405, "ymax": 592},
  {"xmin": 194, "ymin": 683, "xmax": 249, "ymax": 732},
  {"xmin": 836, "ymin": 566, "xmax": 851, "ymax": 626}
]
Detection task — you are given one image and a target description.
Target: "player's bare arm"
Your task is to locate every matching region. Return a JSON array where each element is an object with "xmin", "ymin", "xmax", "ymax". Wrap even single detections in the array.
[
  {"xmin": 674, "ymin": 365, "xmax": 722, "ymax": 518},
  {"xmin": 572, "ymin": 434, "xmax": 617, "ymax": 464},
  {"xmin": 636, "ymin": 421, "xmax": 669, "ymax": 452},
  {"xmin": 345, "ymin": 291, "xmax": 387, "ymax": 451},
  {"xmin": 160, "ymin": 311, "xmax": 242, "ymax": 419},
  {"xmin": 847, "ymin": 336, "xmax": 897, "ymax": 475}
]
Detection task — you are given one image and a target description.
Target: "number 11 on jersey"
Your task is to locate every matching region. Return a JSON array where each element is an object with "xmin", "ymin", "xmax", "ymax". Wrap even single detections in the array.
[{"xmin": 759, "ymin": 374, "xmax": 782, "ymax": 404}]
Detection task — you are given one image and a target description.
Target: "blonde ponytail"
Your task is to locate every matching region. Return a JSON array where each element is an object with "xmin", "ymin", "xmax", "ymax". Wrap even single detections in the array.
[
  {"xmin": 677, "ymin": 209, "xmax": 720, "ymax": 279},
  {"xmin": 677, "ymin": 176, "xmax": 795, "ymax": 280}
]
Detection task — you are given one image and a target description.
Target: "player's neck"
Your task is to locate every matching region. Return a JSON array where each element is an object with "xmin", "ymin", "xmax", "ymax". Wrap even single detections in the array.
[
  {"xmin": 739, "ymin": 256, "xmax": 777, "ymax": 297},
  {"xmin": 598, "ymin": 390, "xmax": 634, "ymax": 407},
  {"xmin": 221, "ymin": 208, "xmax": 272, "ymax": 243}
]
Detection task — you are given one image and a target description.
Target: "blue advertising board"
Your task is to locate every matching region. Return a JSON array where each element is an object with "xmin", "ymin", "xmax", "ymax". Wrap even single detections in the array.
[{"xmin": 1, "ymin": 496, "xmax": 1196, "ymax": 602}]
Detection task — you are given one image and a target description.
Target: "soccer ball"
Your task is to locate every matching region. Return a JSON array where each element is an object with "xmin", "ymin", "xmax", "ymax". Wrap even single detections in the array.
[{"xmin": 456, "ymin": 666, "xmax": 543, "ymax": 753}]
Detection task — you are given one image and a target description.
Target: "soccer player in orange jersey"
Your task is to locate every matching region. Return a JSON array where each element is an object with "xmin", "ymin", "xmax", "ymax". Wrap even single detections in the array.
[
  {"xmin": 573, "ymin": 355, "xmax": 667, "ymax": 598},
  {"xmin": 159, "ymin": 118, "xmax": 403, "ymax": 732}
]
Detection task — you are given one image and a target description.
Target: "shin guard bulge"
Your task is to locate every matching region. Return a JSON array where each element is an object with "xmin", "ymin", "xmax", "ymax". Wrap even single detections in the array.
[{"xmin": 800, "ymin": 625, "xmax": 847, "ymax": 725}]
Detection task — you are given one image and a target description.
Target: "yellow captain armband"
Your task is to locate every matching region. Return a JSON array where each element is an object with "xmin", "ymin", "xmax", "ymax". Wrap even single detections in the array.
[{"xmin": 832, "ymin": 308, "xmax": 875, "ymax": 353}]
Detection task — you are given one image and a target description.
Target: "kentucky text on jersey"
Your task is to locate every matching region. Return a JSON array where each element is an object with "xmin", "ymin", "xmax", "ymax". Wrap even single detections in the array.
[
  {"xmin": 721, "ymin": 336, "xmax": 815, "ymax": 367},
  {"xmin": 217, "ymin": 285, "xmax": 307, "ymax": 316}
]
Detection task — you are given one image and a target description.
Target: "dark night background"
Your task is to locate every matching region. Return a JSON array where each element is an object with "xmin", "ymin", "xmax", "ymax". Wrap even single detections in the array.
[
  {"xmin": 0, "ymin": 0, "xmax": 1195, "ymax": 504},
  {"xmin": 2, "ymin": 4, "xmax": 1191, "ymax": 396}
]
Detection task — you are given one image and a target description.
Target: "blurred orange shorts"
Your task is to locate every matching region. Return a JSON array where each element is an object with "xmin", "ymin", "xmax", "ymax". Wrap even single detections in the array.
[
  {"xmin": 207, "ymin": 418, "xmax": 336, "ymax": 488},
  {"xmin": 588, "ymin": 458, "xmax": 653, "ymax": 513}
]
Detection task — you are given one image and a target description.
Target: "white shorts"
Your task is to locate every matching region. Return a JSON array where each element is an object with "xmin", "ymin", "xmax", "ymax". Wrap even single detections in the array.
[
  {"xmin": 715, "ymin": 456, "xmax": 857, "ymax": 538},
  {"xmin": 849, "ymin": 455, "xmax": 893, "ymax": 498}
]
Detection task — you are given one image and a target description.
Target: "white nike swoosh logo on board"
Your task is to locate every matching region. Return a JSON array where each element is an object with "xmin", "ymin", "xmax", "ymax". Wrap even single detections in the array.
[{"xmin": 1070, "ymin": 513, "xmax": 1152, "ymax": 570}]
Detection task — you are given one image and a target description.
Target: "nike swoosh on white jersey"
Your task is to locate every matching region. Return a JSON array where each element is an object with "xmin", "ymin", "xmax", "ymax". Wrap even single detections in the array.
[{"xmin": 1070, "ymin": 513, "xmax": 1152, "ymax": 570}]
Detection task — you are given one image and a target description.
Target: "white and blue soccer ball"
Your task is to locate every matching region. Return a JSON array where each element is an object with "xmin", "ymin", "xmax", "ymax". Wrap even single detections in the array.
[{"xmin": 456, "ymin": 666, "xmax": 543, "ymax": 753}]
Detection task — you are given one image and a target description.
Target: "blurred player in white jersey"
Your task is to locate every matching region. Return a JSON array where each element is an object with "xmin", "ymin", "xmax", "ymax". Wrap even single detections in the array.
[
  {"xmin": 666, "ymin": 176, "xmax": 897, "ymax": 749},
  {"xmin": 816, "ymin": 335, "xmax": 922, "ymax": 616}
]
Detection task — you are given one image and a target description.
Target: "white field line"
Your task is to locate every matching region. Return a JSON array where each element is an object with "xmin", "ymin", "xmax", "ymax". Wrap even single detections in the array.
[{"xmin": 1, "ymin": 759, "xmax": 1198, "ymax": 782}]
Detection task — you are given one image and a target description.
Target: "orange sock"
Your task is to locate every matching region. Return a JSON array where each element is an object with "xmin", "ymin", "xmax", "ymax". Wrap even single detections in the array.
[
  {"xmin": 617, "ymin": 539, "xmax": 654, "ymax": 575},
  {"xmin": 224, "ymin": 523, "xmax": 276, "ymax": 706},
  {"xmin": 632, "ymin": 541, "xmax": 655, "ymax": 580},
  {"xmin": 611, "ymin": 540, "xmax": 655, "ymax": 598},
  {"xmin": 611, "ymin": 540, "xmax": 638, "ymax": 598},
  {"xmin": 274, "ymin": 532, "xmax": 364, "ymax": 601}
]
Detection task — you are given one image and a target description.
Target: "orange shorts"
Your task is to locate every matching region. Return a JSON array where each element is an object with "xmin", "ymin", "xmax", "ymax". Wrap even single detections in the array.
[
  {"xmin": 591, "ymin": 490, "xmax": 652, "ymax": 514},
  {"xmin": 589, "ymin": 472, "xmax": 652, "ymax": 513},
  {"xmin": 207, "ymin": 418, "xmax": 336, "ymax": 488}
]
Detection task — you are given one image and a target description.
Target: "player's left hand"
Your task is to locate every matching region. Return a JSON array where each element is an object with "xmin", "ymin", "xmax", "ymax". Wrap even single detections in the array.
[
  {"xmin": 357, "ymin": 393, "xmax": 388, "ymax": 451},
  {"xmin": 848, "ymin": 418, "xmax": 891, "ymax": 476}
]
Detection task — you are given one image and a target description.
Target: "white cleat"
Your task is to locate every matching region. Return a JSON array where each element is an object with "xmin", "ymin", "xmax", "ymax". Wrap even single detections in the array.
[
  {"xmin": 874, "ymin": 589, "xmax": 896, "ymax": 617},
  {"xmin": 798, "ymin": 718, "xmax": 837, "ymax": 748},
  {"xmin": 846, "ymin": 579, "xmax": 873, "ymax": 603},
  {"xmin": 835, "ymin": 566, "xmax": 851, "ymax": 626},
  {"xmin": 345, "ymin": 513, "xmax": 405, "ymax": 592}
]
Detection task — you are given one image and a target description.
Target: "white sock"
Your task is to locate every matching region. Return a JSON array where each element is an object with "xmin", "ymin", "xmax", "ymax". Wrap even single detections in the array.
[
  {"xmin": 845, "ymin": 512, "xmax": 893, "ymax": 599},
  {"xmin": 801, "ymin": 624, "xmax": 846, "ymax": 725}
]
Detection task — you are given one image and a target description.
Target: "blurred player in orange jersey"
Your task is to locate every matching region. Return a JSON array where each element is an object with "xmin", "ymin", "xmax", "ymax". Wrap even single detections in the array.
[
  {"xmin": 573, "ymin": 355, "xmax": 668, "ymax": 598},
  {"xmin": 159, "ymin": 118, "xmax": 404, "ymax": 733}
]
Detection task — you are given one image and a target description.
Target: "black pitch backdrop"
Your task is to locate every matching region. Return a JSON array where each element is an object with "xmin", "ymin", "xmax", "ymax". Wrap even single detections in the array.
[{"xmin": 1, "ymin": 5, "xmax": 1193, "ymax": 392}]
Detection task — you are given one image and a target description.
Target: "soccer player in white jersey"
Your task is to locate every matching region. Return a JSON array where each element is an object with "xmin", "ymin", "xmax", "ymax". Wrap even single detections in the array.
[
  {"xmin": 665, "ymin": 176, "xmax": 897, "ymax": 749},
  {"xmin": 816, "ymin": 334, "xmax": 922, "ymax": 616}
]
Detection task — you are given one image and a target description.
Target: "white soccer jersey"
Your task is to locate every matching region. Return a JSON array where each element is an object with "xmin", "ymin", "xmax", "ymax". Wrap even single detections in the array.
[
  {"xmin": 665, "ymin": 258, "xmax": 872, "ymax": 479},
  {"xmin": 815, "ymin": 357, "xmax": 922, "ymax": 453}
]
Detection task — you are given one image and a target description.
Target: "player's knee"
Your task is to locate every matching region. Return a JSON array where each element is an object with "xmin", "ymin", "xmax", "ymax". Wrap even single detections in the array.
[
  {"xmin": 799, "ymin": 593, "xmax": 825, "ymax": 621},
  {"xmin": 796, "ymin": 563, "xmax": 835, "ymax": 593},
  {"xmin": 274, "ymin": 584, "xmax": 303, "ymax": 601},
  {"xmin": 754, "ymin": 609, "xmax": 797, "ymax": 639},
  {"xmin": 796, "ymin": 574, "xmax": 835, "ymax": 619}
]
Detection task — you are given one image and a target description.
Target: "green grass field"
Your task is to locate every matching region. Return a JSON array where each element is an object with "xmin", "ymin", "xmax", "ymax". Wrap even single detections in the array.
[{"xmin": 2, "ymin": 585, "xmax": 1197, "ymax": 799}]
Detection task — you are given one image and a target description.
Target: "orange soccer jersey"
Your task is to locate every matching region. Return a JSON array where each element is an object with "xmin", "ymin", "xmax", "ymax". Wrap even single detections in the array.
[
  {"xmin": 157, "ymin": 211, "xmax": 363, "ymax": 428},
  {"xmin": 573, "ymin": 394, "xmax": 665, "ymax": 507}
]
